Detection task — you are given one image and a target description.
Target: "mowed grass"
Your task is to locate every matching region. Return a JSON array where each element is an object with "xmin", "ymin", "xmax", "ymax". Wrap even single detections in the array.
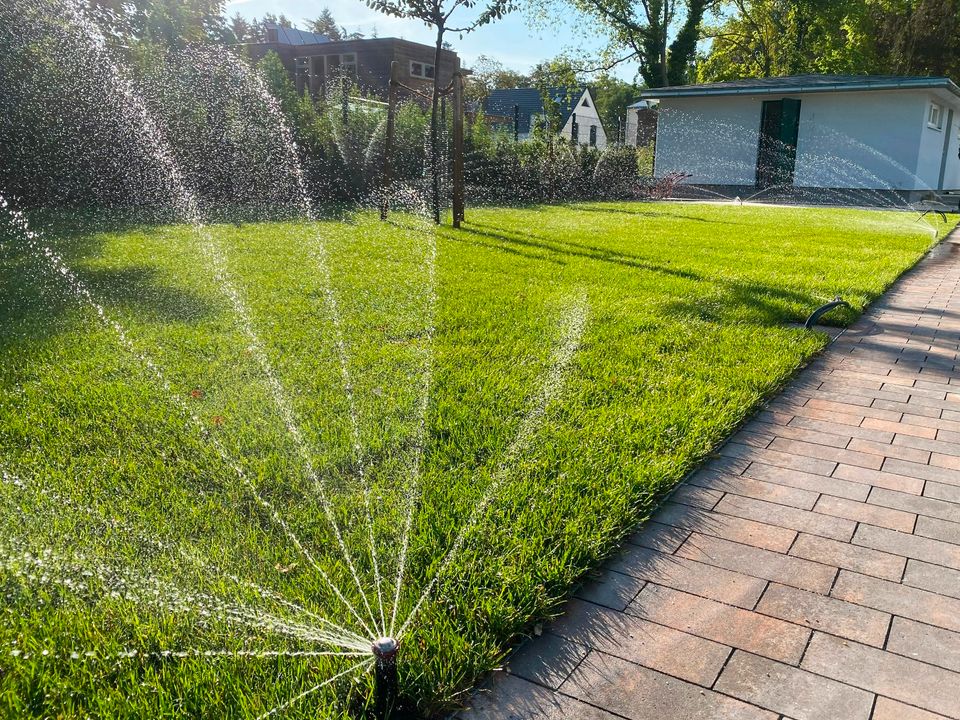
[{"xmin": 0, "ymin": 202, "xmax": 952, "ymax": 718}]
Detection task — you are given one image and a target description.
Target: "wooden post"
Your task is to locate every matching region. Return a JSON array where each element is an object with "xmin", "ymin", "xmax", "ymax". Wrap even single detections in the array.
[
  {"xmin": 380, "ymin": 61, "xmax": 399, "ymax": 221},
  {"xmin": 513, "ymin": 104, "xmax": 519, "ymax": 142},
  {"xmin": 341, "ymin": 76, "xmax": 349, "ymax": 125},
  {"xmin": 452, "ymin": 72, "xmax": 465, "ymax": 228}
]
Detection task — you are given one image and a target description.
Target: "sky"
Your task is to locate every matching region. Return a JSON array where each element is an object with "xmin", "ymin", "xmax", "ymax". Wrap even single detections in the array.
[{"xmin": 226, "ymin": 0, "xmax": 638, "ymax": 81}]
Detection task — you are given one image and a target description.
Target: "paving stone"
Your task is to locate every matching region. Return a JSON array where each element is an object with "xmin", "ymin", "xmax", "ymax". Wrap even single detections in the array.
[
  {"xmin": 871, "ymin": 697, "xmax": 952, "ymax": 720},
  {"xmin": 715, "ymin": 649, "xmax": 873, "ymax": 720},
  {"xmin": 807, "ymin": 397, "xmax": 902, "ymax": 421},
  {"xmin": 801, "ymin": 632, "xmax": 960, "ymax": 718},
  {"xmin": 561, "ymin": 651, "xmax": 776, "ymax": 720},
  {"xmin": 924, "ymin": 482, "xmax": 960, "ymax": 503},
  {"xmin": 887, "ymin": 616, "xmax": 960, "ymax": 673},
  {"xmin": 720, "ymin": 443, "xmax": 838, "ymax": 476},
  {"xmin": 789, "ymin": 533, "xmax": 905, "ymax": 581},
  {"xmin": 687, "ymin": 471, "xmax": 819, "ymax": 510},
  {"xmin": 465, "ymin": 672, "xmax": 621, "ymax": 720},
  {"xmin": 882, "ymin": 457, "xmax": 960, "ymax": 486},
  {"xmin": 788, "ymin": 415, "xmax": 893, "ymax": 442},
  {"xmin": 627, "ymin": 584, "xmax": 810, "ymax": 664},
  {"xmin": 604, "ymin": 545, "xmax": 767, "ymax": 609},
  {"xmin": 743, "ymin": 461, "xmax": 870, "ymax": 501},
  {"xmin": 649, "ymin": 502, "xmax": 796, "ymax": 553},
  {"xmin": 895, "ymin": 433, "xmax": 960, "ymax": 456},
  {"xmin": 874, "ymin": 398, "xmax": 942, "ymax": 418},
  {"xmin": 675, "ymin": 533, "xmax": 836, "ymax": 594},
  {"xmin": 832, "ymin": 464, "xmax": 925, "ymax": 494},
  {"xmin": 548, "ymin": 600, "xmax": 730, "ymax": 686},
  {"xmin": 769, "ymin": 436, "xmax": 883, "ymax": 469},
  {"xmin": 626, "ymin": 521, "xmax": 690, "ymax": 553},
  {"xmin": 853, "ymin": 523, "xmax": 960, "ymax": 571},
  {"xmin": 574, "ymin": 569, "xmax": 645, "ymax": 611},
  {"xmin": 755, "ymin": 582, "xmax": 889, "ymax": 647},
  {"xmin": 863, "ymin": 416, "xmax": 937, "ymax": 439},
  {"xmin": 915, "ymin": 515, "xmax": 960, "ymax": 546},
  {"xmin": 714, "ymin": 494, "xmax": 856, "ymax": 541},
  {"xmin": 748, "ymin": 419, "xmax": 851, "ymax": 448},
  {"xmin": 813, "ymin": 494, "xmax": 915, "ymax": 532},
  {"xmin": 666, "ymin": 485, "xmax": 723, "ymax": 510},
  {"xmin": 506, "ymin": 633, "xmax": 590, "ymax": 690},
  {"xmin": 902, "ymin": 559, "xmax": 960, "ymax": 599},
  {"xmin": 831, "ymin": 570, "xmax": 960, "ymax": 633},
  {"xmin": 868, "ymin": 487, "xmax": 960, "ymax": 524},
  {"xmin": 931, "ymin": 452, "xmax": 960, "ymax": 470},
  {"xmin": 846, "ymin": 437, "xmax": 931, "ymax": 464}
]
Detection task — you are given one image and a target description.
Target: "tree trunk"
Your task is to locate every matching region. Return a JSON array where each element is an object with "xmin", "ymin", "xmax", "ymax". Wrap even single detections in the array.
[{"xmin": 430, "ymin": 28, "xmax": 444, "ymax": 224}]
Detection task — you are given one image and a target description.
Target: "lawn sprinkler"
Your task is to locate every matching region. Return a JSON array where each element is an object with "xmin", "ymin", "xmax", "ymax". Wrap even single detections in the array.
[
  {"xmin": 372, "ymin": 637, "xmax": 399, "ymax": 719},
  {"xmin": 804, "ymin": 297, "xmax": 851, "ymax": 330}
]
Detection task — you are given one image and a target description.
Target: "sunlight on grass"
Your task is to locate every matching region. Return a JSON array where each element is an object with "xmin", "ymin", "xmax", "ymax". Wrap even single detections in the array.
[{"xmin": 0, "ymin": 201, "xmax": 952, "ymax": 717}]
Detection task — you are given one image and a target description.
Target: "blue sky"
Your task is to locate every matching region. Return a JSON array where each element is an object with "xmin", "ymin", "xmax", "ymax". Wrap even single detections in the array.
[{"xmin": 227, "ymin": 0, "xmax": 638, "ymax": 80}]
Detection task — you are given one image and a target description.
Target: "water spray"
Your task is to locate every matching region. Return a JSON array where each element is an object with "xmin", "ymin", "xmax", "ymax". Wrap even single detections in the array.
[{"xmin": 372, "ymin": 637, "xmax": 399, "ymax": 719}]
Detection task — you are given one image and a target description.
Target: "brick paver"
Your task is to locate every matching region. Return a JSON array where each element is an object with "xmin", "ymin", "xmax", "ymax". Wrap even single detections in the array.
[{"xmin": 462, "ymin": 229, "xmax": 960, "ymax": 719}]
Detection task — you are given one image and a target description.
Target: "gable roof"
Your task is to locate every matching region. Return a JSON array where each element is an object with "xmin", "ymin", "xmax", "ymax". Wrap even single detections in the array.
[
  {"xmin": 640, "ymin": 74, "xmax": 960, "ymax": 99},
  {"xmin": 264, "ymin": 23, "xmax": 330, "ymax": 46},
  {"xmin": 484, "ymin": 87, "xmax": 593, "ymax": 134}
]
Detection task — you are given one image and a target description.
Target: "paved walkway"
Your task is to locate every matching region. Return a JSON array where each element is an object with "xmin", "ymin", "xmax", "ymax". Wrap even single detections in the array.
[{"xmin": 464, "ymin": 230, "xmax": 960, "ymax": 720}]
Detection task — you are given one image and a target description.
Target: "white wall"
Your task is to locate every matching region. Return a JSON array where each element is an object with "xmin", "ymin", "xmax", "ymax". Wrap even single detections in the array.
[
  {"xmin": 794, "ymin": 91, "xmax": 928, "ymax": 190},
  {"xmin": 654, "ymin": 89, "xmax": 960, "ymax": 191},
  {"xmin": 653, "ymin": 96, "xmax": 762, "ymax": 184},
  {"xmin": 560, "ymin": 91, "xmax": 607, "ymax": 149}
]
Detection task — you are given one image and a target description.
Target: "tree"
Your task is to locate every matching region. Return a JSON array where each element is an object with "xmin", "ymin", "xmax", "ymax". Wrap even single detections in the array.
[
  {"xmin": 698, "ymin": 0, "xmax": 960, "ymax": 82},
  {"xmin": 306, "ymin": 8, "xmax": 344, "ymax": 40},
  {"xmin": 533, "ymin": 0, "xmax": 708, "ymax": 87},
  {"xmin": 228, "ymin": 12, "xmax": 253, "ymax": 42},
  {"xmin": 591, "ymin": 74, "xmax": 640, "ymax": 142},
  {"xmin": 464, "ymin": 55, "xmax": 529, "ymax": 102},
  {"xmin": 365, "ymin": 0, "xmax": 513, "ymax": 223}
]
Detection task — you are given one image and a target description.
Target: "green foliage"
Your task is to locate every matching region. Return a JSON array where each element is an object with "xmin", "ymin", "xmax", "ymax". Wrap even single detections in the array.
[
  {"xmin": 591, "ymin": 74, "xmax": 640, "ymax": 140},
  {"xmin": 699, "ymin": 0, "xmax": 960, "ymax": 82},
  {"xmin": 2, "ymin": 204, "xmax": 951, "ymax": 717},
  {"xmin": 464, "ymin": 55, "xmax": 531, "ymax": 102}
]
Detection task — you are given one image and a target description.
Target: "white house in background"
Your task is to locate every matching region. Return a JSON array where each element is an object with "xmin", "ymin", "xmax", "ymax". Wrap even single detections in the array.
[
  {"xmin": 484, "ymin": 87, "xmax": 608, "ymax": 149},
  {"xmin": 640, "ymin": 75, "xmax": 960, "ymax": 201}
]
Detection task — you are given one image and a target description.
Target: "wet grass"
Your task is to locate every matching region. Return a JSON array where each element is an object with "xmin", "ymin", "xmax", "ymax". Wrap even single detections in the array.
[{"xmin": 0, "ymin": 201, "xmax": 953, "ymax": 718}]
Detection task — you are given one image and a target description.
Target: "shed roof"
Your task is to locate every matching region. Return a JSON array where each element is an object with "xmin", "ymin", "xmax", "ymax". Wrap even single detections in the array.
[
  {"xmin": 484, "ymin": 87, "xmax": 591, "ymax": 134},
  {"xmin": 264, "ymin": 23, "xmax": 330, "ymax": 46},
  {"xmin": 640, "ymin": 74, "xmax": 960, "ymax": 99}
]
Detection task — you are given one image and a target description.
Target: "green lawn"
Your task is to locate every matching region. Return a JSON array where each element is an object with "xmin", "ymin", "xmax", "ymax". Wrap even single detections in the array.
[{"xmin": 0, "ymin": 202, "xmax": 952, "ymax": 718}]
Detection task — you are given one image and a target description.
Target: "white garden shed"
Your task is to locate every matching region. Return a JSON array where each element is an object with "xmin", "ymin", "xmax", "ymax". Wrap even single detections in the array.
[{"xmin": 640, "ymin": 75, "xmax": 960, "ymax": 201}]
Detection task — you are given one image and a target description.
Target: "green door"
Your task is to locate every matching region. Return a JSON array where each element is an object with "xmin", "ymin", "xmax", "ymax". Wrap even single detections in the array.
[{"xmin": 756, "ymin": 98, "xmax": 801, "ymax": 188}]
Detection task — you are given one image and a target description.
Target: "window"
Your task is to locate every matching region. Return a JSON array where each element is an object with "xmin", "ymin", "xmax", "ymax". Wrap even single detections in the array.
[
  {"xmin": 589, "ymin": 125, "xmax": 597, "ymax": 147},
  {"xmin": 326, "ymin": 53, "xmax": 356, "ymax": 76},
  {"xmin": 581, "ymin": 97, "xmax": 590, "ymax": 107},
  {"xmin": 929, "ymin": 102, "xmax": 944, "ymax": 130},
  {"xmin": 266, "ymin": 28, "xmax": 278, "ymax": 43},
  {"xmin": 410, "ymin": 60, "xmax": 435, "ymax": 79}
]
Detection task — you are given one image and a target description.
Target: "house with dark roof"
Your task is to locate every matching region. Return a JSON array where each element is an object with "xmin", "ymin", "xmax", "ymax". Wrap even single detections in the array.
[
  {"xmin": 245, "ymin": 24, "xmax": 460, "ymax": 102},
  {"xmin": 639, "ymin": 74, "xmax": 960, "ymax": 200},
  {"xmin": 484, "ymin": 87, "xmax": 607, "ymax": 148}
]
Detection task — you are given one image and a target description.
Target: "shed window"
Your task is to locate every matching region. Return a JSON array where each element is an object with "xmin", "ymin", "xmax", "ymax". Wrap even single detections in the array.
[
  {"xmin": 589, "ymin": 125, "xmax": 597, "ymax": 147},
  {"xmin": 410, "ymin": 61, "xmax": 435, "ymax": 79},
  {"xmin": 581, "ymin": 97, "xmax": 590, "ymax": 107},
  {"xmin": 929, "ymin": 102, "xmax": 944, "ymax": 130},
  {"xmin": 326, "ymin": 53, "xmax": 356, "ymax": 76}
]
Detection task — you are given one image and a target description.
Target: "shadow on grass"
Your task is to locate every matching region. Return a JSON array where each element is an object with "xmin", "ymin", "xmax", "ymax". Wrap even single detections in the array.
[{"xmin": 0, "ymin": 220, "xmax": 217, "ymax": 355}]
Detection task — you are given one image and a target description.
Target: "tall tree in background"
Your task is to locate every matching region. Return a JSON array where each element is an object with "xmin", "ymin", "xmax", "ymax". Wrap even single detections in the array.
[
  {"xmin": 464, "ymin": 55, "xmax": 530, "ymax": 101},
  {"xmin": 306, "ymin": 8, "xmax": 344, "ymax": 40},
  {"xmin": 699, "ymin": 0, "xmax": 960, "ymax": 81},
  {"xmin": 532, "ymin": 0, "xmax": 708, "ymax": 87},
  {"xmin": 365, "ymin": 0, "xmax": 513, "ymax": 223}
]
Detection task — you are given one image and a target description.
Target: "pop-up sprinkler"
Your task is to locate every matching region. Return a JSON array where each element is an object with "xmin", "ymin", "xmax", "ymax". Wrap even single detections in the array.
[{"xmin": 372, "ymin": 637, "xmax": 398, "ymax": 719}]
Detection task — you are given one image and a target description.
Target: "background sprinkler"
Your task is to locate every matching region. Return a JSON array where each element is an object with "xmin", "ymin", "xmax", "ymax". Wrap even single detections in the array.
[
  {"xmin": 804, "ymin": 296, "xmax": 851, "ymax": 330},
  {"xmin": 372, "ymin": 637, "xmax": 399, "ymax": 719}
]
